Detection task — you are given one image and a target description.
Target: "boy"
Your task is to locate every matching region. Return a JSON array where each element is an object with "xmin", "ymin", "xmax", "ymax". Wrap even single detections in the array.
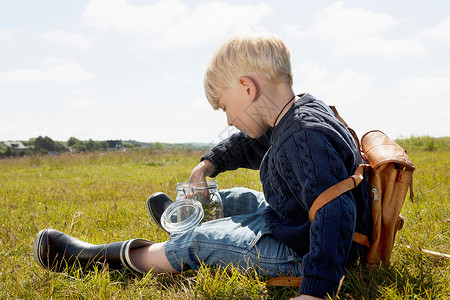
[{"xmin": 33, "ymin": 32, "xmax": 371, "ymax": 299}]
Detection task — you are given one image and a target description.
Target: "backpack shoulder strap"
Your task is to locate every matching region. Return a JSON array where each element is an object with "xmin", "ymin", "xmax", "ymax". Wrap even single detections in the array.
[
  {"xmin": 309, "ymin": 165, "xmax": 366, "ymax": 222},
  {"xmin": 309, "ymin": 164, "xmax": 370, "ymax": 248},
  {"xmin": 329, "ymin": 105, "xmax": 362, "ymax": 153}
]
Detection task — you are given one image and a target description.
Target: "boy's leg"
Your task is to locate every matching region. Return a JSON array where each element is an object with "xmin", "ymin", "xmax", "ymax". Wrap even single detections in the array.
[
  {"xmin": 220, "ymin": 187, "xmax": 268, "ymax": 217},
  {"xmin": 34, "ymin": 228, "xmax": 155, "ymax": 274},
  {"xmin": 146, "ymin": 187, "xmax": 265, "ymax": 230},
  {"xmin": 130, "ymin": 242, "xmax": 177, "ymax": 273},
  {"xmin": 164, "ymin": 211, "xmax": 303, "ymax": 277},
  {"xmin": 133, "ymin": 188, "xmax": 289, "ymax": 275}
]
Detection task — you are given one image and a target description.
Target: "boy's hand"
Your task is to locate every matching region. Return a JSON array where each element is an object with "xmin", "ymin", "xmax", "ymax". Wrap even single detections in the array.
[
  {"xmin": 189, "ymin": 160, "xmax": 215, "ymax": 184},
  {"xmin": 188, "ymin": 160, "xmax": 215, "ymax": 199}
]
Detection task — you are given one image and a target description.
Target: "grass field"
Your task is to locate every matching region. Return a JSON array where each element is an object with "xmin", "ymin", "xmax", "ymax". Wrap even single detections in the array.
[{"xmin": 0, "ymin": 147, "xmax": 448, "ymax": 299}]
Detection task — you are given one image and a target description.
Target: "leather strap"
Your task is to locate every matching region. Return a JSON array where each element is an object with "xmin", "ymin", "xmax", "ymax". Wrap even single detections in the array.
[
  {"xmin": 309, "ymin": 164, "xmax": 367, "ymax": 222},
  {"xmin": 308, "ymin": 164, "xmax": 370, "ymax": 247},
  {"xmin": 266, "ymin": 276, "xmax": 302, "ymax": 287},
  {"xmin": 330, "ymin": 105, "xmax": 361, "ymax": 152},
  {"xmin": 353, "ymin": 232, "xmax": 370, "ymax": 247},
  {"xmin": 266, "ymin": 275, "xmax": 346, "ymax": 296}
]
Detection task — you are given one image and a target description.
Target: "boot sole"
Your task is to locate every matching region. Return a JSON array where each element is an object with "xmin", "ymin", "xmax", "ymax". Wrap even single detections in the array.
[
  {"xmin": 120, "ymin": 239, "xmax": 155, "ymax": 273},
  {"xmin": 146, "ymin": 193, "xmax": 172, "ymax": 232},
  {"xmin": 146, "ymin": 198, "xmax": 160, "ymax": 227},
  {"xmin": 33, "ymin": 228, "xmax": 48, "ymax": 269}
]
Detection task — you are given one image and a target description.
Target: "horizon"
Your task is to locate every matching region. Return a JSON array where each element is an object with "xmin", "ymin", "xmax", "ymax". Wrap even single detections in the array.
[{"xmin": 2, "ymin": 134, "xmax": 447, "ymax": 146}]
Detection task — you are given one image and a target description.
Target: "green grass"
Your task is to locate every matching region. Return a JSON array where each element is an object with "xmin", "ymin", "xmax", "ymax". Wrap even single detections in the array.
[
  {"xmin": 0, "ymin": 148, "xmax": 448, "ymax": 299},
  {"xmin": 396, "ymin": 136, "xmax": 450, "ymax": 152}
]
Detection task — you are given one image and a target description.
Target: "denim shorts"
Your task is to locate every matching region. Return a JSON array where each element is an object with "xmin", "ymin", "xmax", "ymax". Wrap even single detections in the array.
[{"xmin": 164, "ymin": 187, "xmax": 303, "ymax": 277}]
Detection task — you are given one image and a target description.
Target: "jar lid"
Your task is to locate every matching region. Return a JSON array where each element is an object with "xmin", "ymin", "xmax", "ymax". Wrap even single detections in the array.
[
  {"xmin": 160, "ymin": 198, "xmax": 204, "ymax": 234},
  {"xmin": 176, "ymin": 180, "xmax": 218, "ymax": 193}
]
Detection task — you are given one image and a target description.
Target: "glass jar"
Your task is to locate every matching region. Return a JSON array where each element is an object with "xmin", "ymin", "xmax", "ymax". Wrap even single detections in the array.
[{"xmin": 160, "ymin": 180, "xmax": 223, "ymax": 234}]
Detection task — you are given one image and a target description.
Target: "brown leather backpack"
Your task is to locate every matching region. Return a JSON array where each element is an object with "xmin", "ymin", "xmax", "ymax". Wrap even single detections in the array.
[
  {"xmin": 310, "ymin": 108, "xmax": 415, "ymax": 266},
  {"xmin": 266, "ymin": 107, "xmax": 415, "ymax": 288}
]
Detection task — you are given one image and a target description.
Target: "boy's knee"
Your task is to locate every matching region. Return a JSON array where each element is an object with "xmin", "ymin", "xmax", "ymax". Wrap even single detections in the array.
[{"xmin": 220, "ymin": 187, "xmax": 260, "ymax": 199}]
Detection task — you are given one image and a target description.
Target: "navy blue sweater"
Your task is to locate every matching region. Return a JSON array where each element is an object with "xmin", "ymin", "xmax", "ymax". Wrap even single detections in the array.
[{"xmin": 201, "ymin": 94, "xmax": 371, "ymax": 298}]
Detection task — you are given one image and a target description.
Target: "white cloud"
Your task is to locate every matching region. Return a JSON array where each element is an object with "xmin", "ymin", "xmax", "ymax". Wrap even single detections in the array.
[
  {"xmin": 283, "ymin": 1, "xmax": 424, "ymax": 58},
  {"xmin": 389, "ymin": 73, "xmax": 450, "ymax": 137},
  {"xmin": 39, "ymin": 30, "xmax": 94, "ymax": 50},
  {"xmin": 162, "ymin": 72, "xmax": 193, "ymax": 85},
  {"xmin": 0, "ymin": 29, "xmax": 16, "ymax": 42},
  {"xmin": 155, "ymin": 1, "xmax": 272, "ymax": 48},
  {"xmin": 311, "ymin": 2, "xmax": 400, "ymax": 41},
  {"xmin": 334, "ymin": 36, "xmax": 424, "ymax": 58},
  {"xmin": 0, "ymin": 117, "xmax": 52, "ymax": 141},
  {"xmin": 0, "ymin": 57, "xmax": 95, "ymax": 84},
  {"xmin": 81, "ymin": 0, "xmax": 272, "ymax": 49},
  {"xmin": 69, "ymin": 99, "xmax": 97, "ymax": 110},
  {"xmin": 419, "ymin": 16, "xmax": 450, "ymax": 47},
  {"xmin": 66, "ymin": 88, "xmax": 98, "ymax": 110},
  {"xmin": 81, "ymin": 0, "xmax": 188, "ymax": 35},
  {"xmin": 393, "ymin": 72, "xmax": 450, "ymax": 107},
  {"xmin": 293, "ymin": 61, "xmax": 378, "ymax": 104},
  {"xmin": 292, "ymin": 60, "xmax": 450, "ymax": 138}
]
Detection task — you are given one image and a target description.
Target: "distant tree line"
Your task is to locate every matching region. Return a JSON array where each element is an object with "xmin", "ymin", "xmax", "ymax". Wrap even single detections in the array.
[
  {"xmin": 0, "ymin": 136, "xmax": 213, "ymax": 158},
  {"xmin": 0, "ymin": 136, "xmax": 112, "ymax": 158},
  {"xmin": 2, "ymin": 135, "xmax": 448, "ymax": 159},
  {"xmin": 67, "ymin": 137, "xmax": 109, "ymax": 153}
]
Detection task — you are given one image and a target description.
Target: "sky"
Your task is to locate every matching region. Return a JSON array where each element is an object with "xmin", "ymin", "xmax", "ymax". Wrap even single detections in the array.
[{"xmin": 1, "ymin": 0, "xmax": 449, "ymax": 144}]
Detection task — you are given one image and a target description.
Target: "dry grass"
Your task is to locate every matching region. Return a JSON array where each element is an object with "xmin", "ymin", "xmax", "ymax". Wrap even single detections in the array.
[{"xmin": 0, "ymin": 148, "xmax": 448, "ymax": 299}]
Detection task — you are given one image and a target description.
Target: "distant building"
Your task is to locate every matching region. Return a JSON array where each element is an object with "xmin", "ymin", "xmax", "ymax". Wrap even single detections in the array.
[
  {"xmin": 3, "ymin": 141, "xmax": 32, "ymax": 151},
  {"xmin": 107, "ymin": 140, "xmax": 122, "ymax": 151}
]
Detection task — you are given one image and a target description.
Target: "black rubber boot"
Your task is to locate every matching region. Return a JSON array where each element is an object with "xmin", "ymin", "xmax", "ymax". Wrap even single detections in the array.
[
  {"xmin": 33, "ymin": 228, "xmax": 153, "ymax": 273},
  {"xmin": 146, "ymin": 192, "xmax": 173, "ymax": 232}
]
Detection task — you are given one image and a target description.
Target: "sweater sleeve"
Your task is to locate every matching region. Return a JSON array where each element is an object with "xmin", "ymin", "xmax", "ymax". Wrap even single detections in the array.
[
  {"xmin": 200, "ymin": 129, "xmax": 271, "ymax": 177},
  {"xmin": 279, "ymin": 129, "xmax": 356, "ymax": 298}
]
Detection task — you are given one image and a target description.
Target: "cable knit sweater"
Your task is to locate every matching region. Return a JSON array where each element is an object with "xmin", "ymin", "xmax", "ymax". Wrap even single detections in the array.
[{"xmin": 201, "ymin": 94, "xmax": 371, "ymax": 298}]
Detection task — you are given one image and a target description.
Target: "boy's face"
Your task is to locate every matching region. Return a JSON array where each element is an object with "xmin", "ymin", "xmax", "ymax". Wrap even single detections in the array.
[{"xmin": 217, "ymin": 85, "xmax": 269, "ymax": 138}]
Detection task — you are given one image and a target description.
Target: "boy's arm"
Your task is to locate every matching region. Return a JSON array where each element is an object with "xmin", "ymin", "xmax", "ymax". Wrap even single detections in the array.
[{"xmin": 200, "ymin": 129, "xmax": 271, "ymax": 177}]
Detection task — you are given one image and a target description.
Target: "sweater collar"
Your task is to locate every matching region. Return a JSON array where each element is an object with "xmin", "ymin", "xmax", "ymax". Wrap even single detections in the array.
[{"xmin": 270, "ymin": 93, "xmax": 314, "ymax": 144}]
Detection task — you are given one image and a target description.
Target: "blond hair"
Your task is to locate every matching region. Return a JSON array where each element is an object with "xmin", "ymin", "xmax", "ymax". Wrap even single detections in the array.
[{"xmin": 204, "ymin": 31, "xmax": 293, "ymax": 109}]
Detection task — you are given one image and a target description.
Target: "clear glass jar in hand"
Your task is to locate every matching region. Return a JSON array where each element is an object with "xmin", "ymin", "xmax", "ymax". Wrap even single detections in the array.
[{"xmin": 160, "ymin": 180, "xmax": 223, "ymax": 234}]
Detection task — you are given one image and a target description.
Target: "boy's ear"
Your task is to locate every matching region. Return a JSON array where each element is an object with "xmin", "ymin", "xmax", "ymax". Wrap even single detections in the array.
[{"xmin": 239, "ymin": 76, "xmax": 258, "ymax": 102}]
